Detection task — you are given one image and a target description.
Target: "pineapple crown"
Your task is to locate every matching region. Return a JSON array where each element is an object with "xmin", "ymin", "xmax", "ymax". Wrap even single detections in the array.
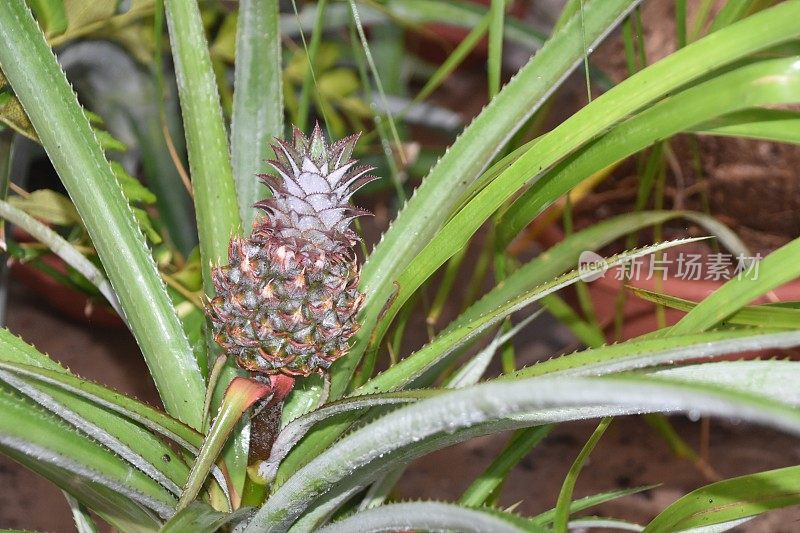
[{"xmin": 255, "ymin": 124, "xmax": 378, "ymax": 252}]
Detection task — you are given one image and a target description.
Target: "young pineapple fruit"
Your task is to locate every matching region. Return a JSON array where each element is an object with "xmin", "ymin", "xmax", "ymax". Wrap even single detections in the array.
[{"xmin": 207, "ymin": 125, "xmax": 377, "ymax": 376}]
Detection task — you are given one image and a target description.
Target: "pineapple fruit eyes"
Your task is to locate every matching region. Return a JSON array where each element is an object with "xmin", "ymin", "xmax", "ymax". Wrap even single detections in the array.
[{"xmin": 206, "ymin": 127, "xmax": 373, "ymax": 377}]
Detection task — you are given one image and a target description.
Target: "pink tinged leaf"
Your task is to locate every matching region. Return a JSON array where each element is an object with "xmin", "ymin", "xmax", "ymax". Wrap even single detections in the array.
[
  {"xmin": 306, "ymin": 193, "xmax": 336, "ymax": 212},
  {"xmin": 284, "ymin": 195, "xmax": 317, "ymax": 215},
  {"xmin": 274, "ymin": 141, "xmax": 300, "ymax": 176},
  {"xmin": 301, "ymin": 156, "xmax": 321, "ymax": 175},
  {"xmin": 298, "ymin": 172, "xmax": 333, "ymax": 195},
  {"xmin": 318, "ymin": 207, "xmax": 349, "ymax": 229},
  {"xmin": 325, "ymin": 161, "xmax": 357, "ymax": 187}
]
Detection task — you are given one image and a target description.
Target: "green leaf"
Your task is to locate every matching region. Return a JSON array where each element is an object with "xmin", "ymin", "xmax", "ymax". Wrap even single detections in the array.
[
  {"xmin": 110, "ymin": 161, "xmax": 157, "ymax": 204},
  {"xmin": 132, "ymin": 206, "xmax": 163, "ymax": 244},
  {"xmin": 63, "ymin": 490, "xmax": 100, "ymax": 533},
  {"xmin": 178, "ymin": 378, "xmax": 270, "ymax": 511},
  {"xmin": 554, "ymin": 418, "xmax": 612, "ymax": 532},
  {"xmin": 161, "ymin": 502, "xmax": 253, "ymax": 533},
  {"xmin": 531, "ymin": 486, "xmax": 658, "ymax": 526},
  {"xmin": 487, "ymin": 0, "xmax": 504, "ymax": 97},
  {"xmin": 645, "ymin": 466, "xmax": 800, "ymax": 532},
  {"xmin": 264, "ymin": 389, "xmax": 440, "ymax": 485},
  {"xmin": 277, "ymin": 239, "xmax": 701, "ymax": 484},
  {"xmin": 0, "ymin": 367, "xmax": 187, "ymax": 498},
  {"xmin": 0, "ymin": 384, "xmax": 175, "ymax": 526},
  {"xmin": 389, "ymin": 53, "xmax": 800, "ymax": 340},
  {"xmin": 94, "ymin": 128, "xmax": 127, "ymax": 152},
  {"xmin": 459, "ymin": 426, "xmax": 551, "ymax": 507},
  {"xmin": 362, "ymin": 239, "xmax": 702, "ymax": 395},
  {"xmin": 670, "ymin": 237, "xmax": 800, "ymax": 335},
  {"xmin": 316, "ymin": 501, "xmax": 538, "ymax": 533},
  {"xmin": 629, "ymin": 287, "xmax": 800, "ymax": 329},
  {"xmin": 7, "ymin": 189, "xmax": 81, "ymax": 226},
  {"xmin": 163, "ymin": 0, "xmax": 242, "ymax": 296},
  {"xmin": 497, "ymin": 58, "xmax": 800, "ymax": 248},
  {"xmin": 26, "ymin": 0, "xmax": 68, "ymax": 36},
  {"xmin": 334, "ymin": 0, "xmax": 642, "ymax": 399},
  {"xmin": 253, "ymin": 372, "xmax": 800, "ymax": 530},
  {"xmin": 63, "ymin": 0, "xmax": 116, "ymax": 30},
  {"xmin": 0, "ymin": 0, "xmax": 206, "ymax": 429},
  {"xmin": 412, "ymin": 5, "xmax": 490, "ymax": 103},
  {"xmin": 709, "ymin": 0, "xmax": 761, "ymax": 32},
  {"xmin": 383, "ymin": 0, "xmax": 546, "ymax": 51},
  {"xmin": 0, "ymin": 359, "xmax": 203, "ymax": 453},
  {"xmin": 0, "ymin": 90, "xmax": 37, "ymax": 140},
  {"xmin": 458, "ymin": 211, "xmax": 735, "ymax": 332},
  {"xmin": 230, "ymin": 0, "xmax": 283, "ymax": 231},
  {"xmin": 692, "ymin": 108, "xmax": 800, "ymax": 144},
  {"xmin": 507, "ymin": 329, "xmax": 800, "ymax": 381}
]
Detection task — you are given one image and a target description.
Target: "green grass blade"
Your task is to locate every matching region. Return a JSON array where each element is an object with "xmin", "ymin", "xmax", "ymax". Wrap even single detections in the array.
[
  {"xmin": 231, "ymin": 0, "xmax": 283, "ymax": 231},
  {"xmin": 629, "ymin": 287, "xmax": 800, "ymax": 329},
  {"xmin": 540, "ymin": 294, "xmax": 607, "ymax": 347},
  {"xmin": 691, "ymin": 108, "xmax": 800, "ymax": 143},
  {"xmin": 335, "ymin": 0, "xmax": 641, "ymax": 398},
  {"xmin": 459, "ymin": 426, "xmax": 551, "ymax": 507},
  {"xmin": 487, "ymin": 0, "xmax": 504, "ymax": 98},
  {"xmin": 0, "ymin": 0, "xmax": 206, "ymax": 428},
  {"xmin": 508, "ymin": 329, "xmax": 800, "ymax": 381},
  {"xmin": 709, "ymin": 0, "xmax": 759, "ymax": 32},
  {"xmin": 531, "ymin": 486, "xmax": 658, "ymax": 526},
  {"xmin": 413, "ymin": 10, "xmax": 490, "ymax": 104},
  {"xmin": 294, "ymin": 0, "xmax": 327, "ymax": 131},
  {"xmin": 384, "ymin": 0, "xmax": 547, "ymax": 48},
  {"xmin": 670, "ymin": 237, "xmax": 800, "ymax": 335},
  {"xmin": 164, "ymin": 0, "xmax": 242, "ymax": 296},
  {"xmin": 553, "ymin": 418, "xmax": 612, "ymax": 532}
]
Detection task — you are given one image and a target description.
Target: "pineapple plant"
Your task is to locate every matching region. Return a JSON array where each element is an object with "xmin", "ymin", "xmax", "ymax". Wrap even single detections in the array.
[
  {"xmin": 5, "ymin": 0, "xmax": 800, "ymax": 530},
  {"xmin": 207, "ymin": 125, "xmax": 376, "ymax": 377}
]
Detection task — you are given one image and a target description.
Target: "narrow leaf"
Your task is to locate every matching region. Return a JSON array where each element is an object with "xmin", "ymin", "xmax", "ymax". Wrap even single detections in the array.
[
  {"xmin": 231, "ymin": 0, "xmax": 283, "ymax": 230},
  {"xmin": 0, "ymin": 0, "xmax": 206, "ymax": 428}
]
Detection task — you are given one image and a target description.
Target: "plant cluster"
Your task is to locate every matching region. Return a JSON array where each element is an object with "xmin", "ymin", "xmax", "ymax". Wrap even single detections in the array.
[{"xmin": 1, "ymin": 0, "xmax": 800, "ymax": 531}]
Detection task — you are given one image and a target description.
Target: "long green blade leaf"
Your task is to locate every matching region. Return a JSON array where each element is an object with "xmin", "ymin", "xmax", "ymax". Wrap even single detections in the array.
[
  {"xmin": 646, "ymin": 466, "xmax": 800, "ymax": 532},
  {"xmin": 231, "ymin": 0, "xmax": 283, "ymax": 230},
  {"xmin": 318, "ymin": 501, "xmax": 536, "ymax": 533},
  {"xmin": 671, "ymin": 237, "xmax": 800, "ymax": 335},
  {"xmin": 164, "ymin": 0, "xmax": 242, "ymax": 296},
  {"xmin": 334, "ymin": 0, "xmax": 641, "ymax": 398},
  {"xmin": 0, "ymin": 0, "xmax": 205, "ymax": 428},
  {"xmin": 251, "ymin": 372, "xmax": 800, "ymax": 530},
  {"xmin": 375, "ymin": 30, "xmax": 800, "ymax": 356}
]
